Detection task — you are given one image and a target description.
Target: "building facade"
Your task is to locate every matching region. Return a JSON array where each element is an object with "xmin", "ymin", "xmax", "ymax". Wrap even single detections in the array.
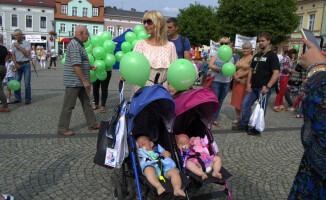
[
  {"xmin": 55, "ymin": 0, "xmax": 104, "ymax": 52},
  {"xmin": 104, "ymin": 8, "xmax": 143, "ymax": 38},
  {"xmin": 0, "ymin": 0, "xmax": 55, "ymax": 49}
]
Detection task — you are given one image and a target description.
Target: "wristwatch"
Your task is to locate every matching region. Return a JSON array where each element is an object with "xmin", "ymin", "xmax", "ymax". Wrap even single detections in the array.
[
  {"xmin": 266, "ymin": 85, "xmax": 271, "ymax": 90},
  {"xmin": 307, "ymin": 67, "xmax": 326, "ymax": 78}
]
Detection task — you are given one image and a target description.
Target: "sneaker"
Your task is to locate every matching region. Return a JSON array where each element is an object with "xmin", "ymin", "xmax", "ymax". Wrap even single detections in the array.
[
  {"xmin": 232, "ymin": 124, "xmax": 248, "ymax": 132},
  {"xmin": 247, "ymin": 128, "xmax": 261, "ymax": 136},
  {"xmin": 1, "ymin": 194, "xmax": 14, "ymax": 200},
  {"xmin": 7, "ymin": 99, "xmax": 10, "ymax": 104}
]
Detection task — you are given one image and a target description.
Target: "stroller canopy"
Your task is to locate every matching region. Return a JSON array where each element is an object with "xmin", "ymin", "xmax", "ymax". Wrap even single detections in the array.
[
  {"xmin": 174, "ymin": 88, "xmax": 219, "ymax": 128},
  {"xmin": 128, "ymin": 85, "xmax": 175, "ymax": 141}
]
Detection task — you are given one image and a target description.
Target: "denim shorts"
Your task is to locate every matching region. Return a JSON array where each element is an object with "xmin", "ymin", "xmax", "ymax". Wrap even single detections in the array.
[{"xmin": 2, "ymin": 77, "xmax": 13, "ymax": 85}]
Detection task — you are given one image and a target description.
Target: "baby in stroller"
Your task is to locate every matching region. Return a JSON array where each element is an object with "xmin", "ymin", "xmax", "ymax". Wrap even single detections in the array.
[
  {"xmin": 175, "ymin": 134, "xmax": 222, "ymax": 180},
  {"xmin": 136, "ymin": 136, "xmax": 186, "ymax": 197}
]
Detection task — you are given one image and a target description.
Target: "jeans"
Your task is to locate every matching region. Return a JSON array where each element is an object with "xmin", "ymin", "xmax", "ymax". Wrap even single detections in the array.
[
  {"xmin": 240, "ymin": 87, "xmax": 273, "ymax": 128},
  {"xmin": 15, "ymin": 62, "xmax": 31, "ymax": 102},
  {"xmin": 211, "ymin": 81, "xmax": 230, "ymax": 120}
]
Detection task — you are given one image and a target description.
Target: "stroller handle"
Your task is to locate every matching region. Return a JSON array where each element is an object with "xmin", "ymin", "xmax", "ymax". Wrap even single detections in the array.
[{"xmin": 154, "ymin": 72, "xmax": 160, "ymax": 84}]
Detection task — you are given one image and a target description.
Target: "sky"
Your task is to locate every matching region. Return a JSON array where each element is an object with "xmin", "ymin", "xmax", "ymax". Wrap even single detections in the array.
[{"xmin": 104, "ymin": 0, "xmax": 219, "ymax": 17}]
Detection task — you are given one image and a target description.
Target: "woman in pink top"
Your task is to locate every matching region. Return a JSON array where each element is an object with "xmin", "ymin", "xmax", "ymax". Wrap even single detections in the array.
[{"xmin": 130, "ymin": 11, "xmax": 178, "ymax": 98}]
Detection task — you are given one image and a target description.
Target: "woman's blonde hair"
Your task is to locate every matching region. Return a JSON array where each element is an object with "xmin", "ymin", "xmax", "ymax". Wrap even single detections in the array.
[
  {"xmin": 219, "ymin": 37, "xmax": 231, "ymax": 43},
  {"xmin": 143, "ymin": 11, "xmax": 167, "ymax": 45}
]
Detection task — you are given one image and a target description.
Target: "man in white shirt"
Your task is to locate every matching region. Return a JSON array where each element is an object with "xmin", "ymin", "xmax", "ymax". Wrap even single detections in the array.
[{"xmin": 48, "ymin": 46, "xmax": 57, "ymax": 69}]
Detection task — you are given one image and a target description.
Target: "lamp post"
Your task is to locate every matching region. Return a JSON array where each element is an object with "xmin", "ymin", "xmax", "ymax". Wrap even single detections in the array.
[{"xmin": 117, "ymin": 25, "xmax": 121, "ymax": 37}]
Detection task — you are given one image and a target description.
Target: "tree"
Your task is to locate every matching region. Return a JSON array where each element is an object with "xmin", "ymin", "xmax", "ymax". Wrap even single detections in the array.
[
  {"xmin": 177, "ymin": 2, "xmax": 219, "ymax": 46},
  {"xmin": 216, "ymin": 0, "xmax": 299, "ymax": 45}
]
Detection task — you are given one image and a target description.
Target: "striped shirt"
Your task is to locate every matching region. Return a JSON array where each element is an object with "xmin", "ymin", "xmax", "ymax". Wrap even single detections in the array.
[
  {"xmin": 63, "ymin": 37, "xmax": 90, "ymax": 87},
  {"xmin": 10, "ymin": 40, "xmax": 31, "ymax": 62}
]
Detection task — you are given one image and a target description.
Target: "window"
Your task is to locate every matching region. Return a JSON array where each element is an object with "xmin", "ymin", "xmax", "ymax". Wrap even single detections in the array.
[
  {"xmin": 92, "ymin": 8, "xmax": 98, "ymax": 16},
  {"xmin": 40, "ymin": 16, "xmax": 46, "ymax": 28},
  {"xmin": 61, "ymin": 5, "xmax": 67, "ymax": 14},
  {"xmin": 107, "ymin": 26, "xmax": 114, "ymax": 35},
  {"xmin": 72, "ymin": 7, "xmax": 77, "ymax": 16},
  {"xmin": 309, "ymin": 14, "xmax": 315, "ymax": 31},
  {"xmin": 71, "ymin": 24, "xmax": 77, "ymax": 36},
  {"xmin": 117, "ymin": 27, "xmax": 123, "ymax": 36},
  {"xmin": 60, "ymin": 23, "xmax": 66, "ymax": 33},
  {"xmin": 93, "ymin": 26, "xmax": 98, "ymax": 35},
  {"xmin": 297, "ymin": 16, "xmax": 303, "ymax": 31},
  {"xmin": 83, "ymin": 7, "xmax": 88, "ymax": 17},
  {"xmin": 0, "ymin": 15, "xmax": 2, "ymax": 26},
  {"xmin": 26, "ymin": 15, "xmax": 32, "ymax": 28},
  {"xmin": 12, "ymin": 14, "xmax": 18, "ymax": 27}
]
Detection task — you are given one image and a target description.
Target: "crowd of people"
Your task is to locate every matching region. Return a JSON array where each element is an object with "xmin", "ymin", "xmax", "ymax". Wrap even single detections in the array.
[{"xmin": 0, "ymin": 10, "xmax": 325, "ymax": 199}]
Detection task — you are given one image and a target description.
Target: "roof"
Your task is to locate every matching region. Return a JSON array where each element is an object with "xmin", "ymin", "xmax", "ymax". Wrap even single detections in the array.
[
  {"xmin": 104, "ymin": 8, "xmax": 144, "ymax": 18},
  {"xmin": 58, "ymin": 0, "xmax": 103, "ymax": 7},
  {"xmin": 0, "ymin": 0, "xmax": 55, "ymax": 7}
]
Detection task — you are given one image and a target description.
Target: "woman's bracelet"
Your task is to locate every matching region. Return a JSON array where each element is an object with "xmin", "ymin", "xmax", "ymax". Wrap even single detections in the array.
[{"xmin": 306, "ymin": 62, "xmax": 326, "ymax": 74}]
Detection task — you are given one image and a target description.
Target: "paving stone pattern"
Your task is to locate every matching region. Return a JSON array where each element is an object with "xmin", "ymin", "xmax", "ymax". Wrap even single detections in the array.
[{"xmin": 0, "ymin": 61, "xmax": 304, "ymax": 199}]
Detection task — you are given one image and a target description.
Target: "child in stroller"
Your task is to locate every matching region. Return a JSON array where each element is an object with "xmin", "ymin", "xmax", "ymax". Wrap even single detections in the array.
[
  {"xmin": 175, "ymin": 134, "xmax": 222, "ymax": 180},
  {"xmin": 136, "ymin": 136, "xmax": 186, "ymax": 197}
]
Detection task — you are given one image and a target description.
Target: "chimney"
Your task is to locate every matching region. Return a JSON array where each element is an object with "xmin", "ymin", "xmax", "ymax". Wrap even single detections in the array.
[{"xmin": 131, "ymin": 8, "xmax": 136, "ymax": 12}]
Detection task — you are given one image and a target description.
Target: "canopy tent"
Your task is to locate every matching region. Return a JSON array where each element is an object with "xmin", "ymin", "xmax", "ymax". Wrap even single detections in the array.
[{"xmin": 112, "ymin": 29, "xmax": 134, "ymax": 69}]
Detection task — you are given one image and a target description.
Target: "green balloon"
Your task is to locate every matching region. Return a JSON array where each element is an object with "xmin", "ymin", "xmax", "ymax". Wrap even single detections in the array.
[
  {"xmin": 119, "ymin": 52, "xmax": 150, "ymax": 87},
  {"xmin": 63, "ymin": 53, "xmax": 66, "ymax": 58},
  {"xmin": 94, "ymin": 60, "xmax": 106, "ymax": 73},
  {"xmin": 221, "ymin": 62, "xmax": 236, "ymax": 76},
  {"xmin": 218, "ymin": 45, "xmax": 233, "ymax": 62},
  {"xmin": 93, "ymin": 46, "xmax": 105, "ymax": 60},
  {"xmin": 90, "ymin": 70, "xmax": 97, "ymax": 82},
  {"xmin": 115, "ymin": 51, "xmax": 125, "ymax": 62},
  {"xmin": 134, "ymin": 25, "xmax": 144, "ymax": 35},
  {"xmin": 293, "ymin": 45, "xmax": 299, "ymax": 52},
  {"xmin": 121, "ymin": 42, "xmax": 132, "ymax": 53},
  {"xmin": 104, "ymin": 54, "xmax": 116, "ymax": 69},
  {"xmin": 100, "ymin": 31, "xmax": 112, "ymax": 41},
  {"xmin": 102, "ymin": 40, "xmax": 116, "ymax": 54},
  {"xmin": 88, "ymin": 54, "xmax": 95, "ymax": 65},
  {"xmin": 7, "ymin": 80, "xmax": 21, "ymax": 91},
  {"xmin": 137, "ymin": 31, "xmax": 149, "ymax": 40},
  {"xmin": 84, "ymin": 39, "xmax": 91, "ymax": 48},
  {"xmin": 167, "ymin": 59, "xmax": 196, "ymax": 91},
  {"xmin": 132, "ymin": 40, "xmax": 139, "ymax": 49},
  {"xmin": 85, "ymin": 45, "xmax": 93, "ymax": 54},
  {"xmin": 91, "ymin": 35, "xmax": 101, "ymax": 47},
  {"xmin": 125, "ymin": 32, "xmax": 137, "ymax": 43},
  {"xmin": 96, "ymin": 70, "xmax": 107, "ymax": 81},
  {"xmin": 61, "ymin": 58, "xmax": 65, "ymax": 66}
]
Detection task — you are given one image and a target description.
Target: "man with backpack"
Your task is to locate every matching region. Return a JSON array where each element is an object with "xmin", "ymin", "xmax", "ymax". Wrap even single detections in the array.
[{"xmin": 167, "ymin": 17, "xmax": 191, "ymax": 60}]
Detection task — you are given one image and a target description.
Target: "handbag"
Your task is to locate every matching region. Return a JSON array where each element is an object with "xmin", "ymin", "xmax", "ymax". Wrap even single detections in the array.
[
  {"xmin": 249, "ymin": 94, "xmax": 266, "ymax": 130},
  {"xmin": 203, "ymin": 76, "xmax": 214, "ymax": 88}
]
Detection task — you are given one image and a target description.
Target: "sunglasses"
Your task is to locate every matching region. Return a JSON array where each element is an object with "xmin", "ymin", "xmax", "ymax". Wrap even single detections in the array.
[
  {"xmin": 220, "ymin": 42, "xmax": 229, "ymax": 45},
  {"xmin": 143, "ymin": 19, "xmax": 153, "ymax": 26}
]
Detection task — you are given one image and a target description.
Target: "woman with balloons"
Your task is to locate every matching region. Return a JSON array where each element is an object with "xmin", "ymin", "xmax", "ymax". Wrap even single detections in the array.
[
  {"xmin": 123, "ymin": 11, "xmax": 177, "ymax": 97},
  {"xmin": 273, "ymin": 48, "xmax": 297, "ymax": 112},
  {"xmin": 230, "ymin": 41, "xmax": 253, "ymax": 125},
  {"xmin": 208, "ymin": 37, "xmax": 235, "ymax": 127}
]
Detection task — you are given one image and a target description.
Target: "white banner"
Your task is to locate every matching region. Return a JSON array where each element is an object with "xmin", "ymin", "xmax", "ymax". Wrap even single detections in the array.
[
  {"xmin": 235, "ymin": 34, "xmax": 257, "ymax": 50},
  {"xmin": 209, "ymin": 39, "xmax": 220, "ymax": 56}
]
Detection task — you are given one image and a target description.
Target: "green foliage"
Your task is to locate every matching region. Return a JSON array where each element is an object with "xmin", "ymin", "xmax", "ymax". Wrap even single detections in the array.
[
  {"xmin": 177, "ymin": 2, "xmax": 219, "ymax": 46},
  {"xmin": 216, "ymin": 0, "xmax": 299, "ymax": 45}
]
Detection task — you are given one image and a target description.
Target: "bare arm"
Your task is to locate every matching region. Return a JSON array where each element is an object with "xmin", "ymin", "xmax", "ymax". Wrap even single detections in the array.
[
  {"xmin": 246, "ymin": 68, "xmax": 253, "ymax": 92},
  {"xmin": 261, "ymin": 69, "xmax": 280, "ymax": 94},
  {"xmin": 14, "ymin": 43, "xmax": 30, "ymax": 56},
  {"xmin": 73, "ymin": 65, "xmax": 91, "ymax": 95},
  {"xmin": 11, "ymin": 52, "xmax": 21, "ymax": 70},
  {"xmin": 184, "ymin": 51, "xmax": 191, "ymax": 61},
  {"xmin": 208, "ymin": 56, "xmax": 221, "ymax": 72}
]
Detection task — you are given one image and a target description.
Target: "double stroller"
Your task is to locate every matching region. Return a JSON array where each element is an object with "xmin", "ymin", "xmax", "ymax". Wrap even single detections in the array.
[{"xmin": 94, "ymin": 82, "xmax": 232, "ymax": 200}]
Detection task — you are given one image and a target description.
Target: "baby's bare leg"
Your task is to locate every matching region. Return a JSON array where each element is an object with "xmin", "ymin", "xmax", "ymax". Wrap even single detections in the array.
[
  {"xmin": 186, "ymin": 161, "xmax": 208, "ymax": 180},
  {"xmin": 144, "ymin": 167, "xmax": 165, "ymax": 195},
  {"xmin": 165, "ymin": 168, "xmax": 186, "ymax": 197},
  {"xmin": 212, "ymin": 156, "xmax": 222, "ymax": 179}
]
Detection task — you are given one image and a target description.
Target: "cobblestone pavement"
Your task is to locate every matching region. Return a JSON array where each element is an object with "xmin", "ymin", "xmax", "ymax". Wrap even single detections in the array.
[{"xmin": 0, "ymin": 61, "xmax": 303, "ymax": 200}]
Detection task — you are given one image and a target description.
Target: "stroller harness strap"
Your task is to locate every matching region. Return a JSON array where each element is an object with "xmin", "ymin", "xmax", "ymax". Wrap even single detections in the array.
[{"xmin": 181, "ymin": 148, "xmax": 207, "ymax": 172}]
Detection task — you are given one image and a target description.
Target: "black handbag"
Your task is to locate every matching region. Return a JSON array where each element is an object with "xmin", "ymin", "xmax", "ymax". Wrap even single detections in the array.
[{"xmin": 93, "ymin": 103, "xmax": 122, "ymax": 168}]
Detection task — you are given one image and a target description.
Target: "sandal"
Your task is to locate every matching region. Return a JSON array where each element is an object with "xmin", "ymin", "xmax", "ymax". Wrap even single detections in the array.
[
  {"xmin": 92, "ymin": 105, "xmax": 99, "ymax": 110},
  {"xmin": 232, "ymin": 120, "xmax": 240, "ymax": 125},
  {"xmin": 293, "ymin": 114, "xmax": 303, "ymax": 118},
  {"xmin": 273, "ymin": 107, "xmax": 279, "ymax": 112},
  {"xmin": 279, "ymin": 106, "xmax": 288, "ymax": 111},
  {"xmin": 213, "ymin": 121, "xmax": 222, "ymax": 127},
  {"xmin": 100, "ymin": 106, "xmax": 106, "ymax": 113}
]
